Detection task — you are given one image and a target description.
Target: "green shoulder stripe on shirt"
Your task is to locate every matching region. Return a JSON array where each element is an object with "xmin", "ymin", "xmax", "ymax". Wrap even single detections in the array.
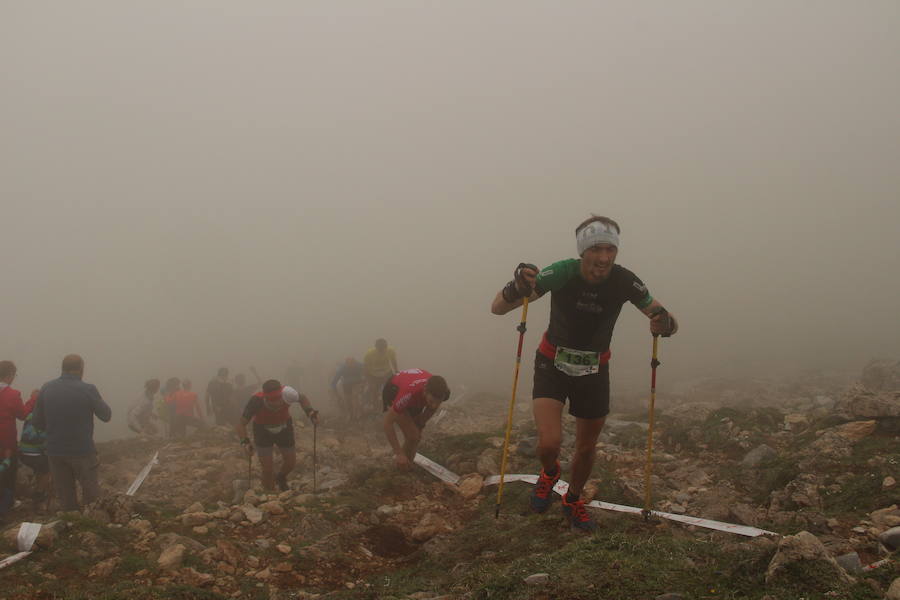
[
  {"xmin": 635, "ymin": 293, "xmax": 654, "ymax": 309},
  {"xmin": 535, "ymin": 258, "xmax": 580, "ymax": 294}
]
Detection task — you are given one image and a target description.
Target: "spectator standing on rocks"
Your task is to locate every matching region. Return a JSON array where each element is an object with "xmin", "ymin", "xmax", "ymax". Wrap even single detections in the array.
[
  {"xmin": 0, "ymin": 360, "xmax": 34, "ymax": 516},
  {"xmin": 205, "ymin": 367, "xmax": 234, "ymax": 426},
  {"xmin": 33, "ymin": 354, "xmax": 112, "ymax": 512},
  {"xmin": 490, "ymin": 215, "xmax": 678, "ymax": 532},
  {"xmin": 364, "ymin": 338, "xmax": 398, "ymax": 412},
  {"xmin": 236, "ymin": 379, "xmax": 319, "ymax": 491},
  {"xmin": 382, "ymin": 369, "xmax": 450, "ymax": 471},
  {"xmin": 127, "ymin": 379, "xmax": 161, "ymax": 436},
  {"xmin": 167, "ymin": 379, "xmax": 206, "ymax": 438}
]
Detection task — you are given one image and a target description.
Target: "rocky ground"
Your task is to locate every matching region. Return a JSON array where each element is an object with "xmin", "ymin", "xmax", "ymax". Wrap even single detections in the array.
[{"xmin": 0, "ymin": 360, "xmax": 898, "ymax": 599}]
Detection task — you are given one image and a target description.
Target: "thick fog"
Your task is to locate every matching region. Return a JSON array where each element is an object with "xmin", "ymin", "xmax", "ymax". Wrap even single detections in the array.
[{"xmin": 2, "ymin": 2, "xmax": 898, "ymax": 440}]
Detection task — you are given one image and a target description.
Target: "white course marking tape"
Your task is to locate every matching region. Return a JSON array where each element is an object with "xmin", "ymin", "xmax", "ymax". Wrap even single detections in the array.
[
  {"xmin": 862, "ymin": 558, "xmax": 892, "ymax": 571},
  {"xmin": 126, "ymin": 451, "xmax": 160, "ymax": 496},
  {"xmin": 0, "ymin": 522, "xmax": 42, "ymax": 570},
  {"xmin": 413, "ymin": 453, "xmax": 460, "ymax": 485},
  {"xmin": 483, "ymin": 474, "xmax": 778, "ymax": 538}
]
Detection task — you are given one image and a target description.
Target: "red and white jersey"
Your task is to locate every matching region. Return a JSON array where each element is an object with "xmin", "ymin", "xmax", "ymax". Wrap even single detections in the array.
[{"xmin": 389, "ymin": 369, "xmax": 432, "ymax": 414}]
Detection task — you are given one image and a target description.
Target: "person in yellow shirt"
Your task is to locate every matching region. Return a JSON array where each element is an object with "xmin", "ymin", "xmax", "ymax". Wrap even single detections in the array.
[{"xmin": 363, "ymin": 338, "xmax": 398, "ymax": 412}]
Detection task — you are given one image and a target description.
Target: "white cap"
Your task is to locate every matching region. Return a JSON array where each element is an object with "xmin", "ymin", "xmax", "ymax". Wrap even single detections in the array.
[{"xmin": 282, "ymin": 386, "xmax": 300, "ymax": 404}]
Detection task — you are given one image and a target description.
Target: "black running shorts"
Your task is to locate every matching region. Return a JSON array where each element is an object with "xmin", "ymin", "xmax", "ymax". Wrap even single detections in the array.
[
  {"xmin": 252, "ymin": 420, "xmax": 295, "ymax": 452},
  {"xmin": 532, "ymin": 352, "xmax": 610, "ymax": 419},
  {"xmin": 382, "ymin": 382, "xmax": 398, "ymax": 412}
]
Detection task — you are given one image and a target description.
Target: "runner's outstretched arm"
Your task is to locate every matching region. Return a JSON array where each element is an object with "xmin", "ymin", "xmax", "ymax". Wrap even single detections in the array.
[{"xmin": 297, "ymin": 393, "xmax": 319, "ymax": 425}]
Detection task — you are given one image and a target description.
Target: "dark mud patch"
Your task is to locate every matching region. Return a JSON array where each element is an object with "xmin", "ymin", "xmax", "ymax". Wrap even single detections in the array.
[{"xmin": 363, "ymin": 524, "xmax": 416, "ymax": 558}]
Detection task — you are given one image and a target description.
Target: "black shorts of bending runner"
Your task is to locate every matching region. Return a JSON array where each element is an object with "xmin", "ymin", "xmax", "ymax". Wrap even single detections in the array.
[
  {"xmin": 382, "ymin": 382, "xmax": 398, "ymax": 412},
  {"xmin": 252, "ymin": 420, "xmax": 295, "ymax": 454},
  {"xmin": 532, "ymin": 351, "xmax": 610, "ymax": 419}
]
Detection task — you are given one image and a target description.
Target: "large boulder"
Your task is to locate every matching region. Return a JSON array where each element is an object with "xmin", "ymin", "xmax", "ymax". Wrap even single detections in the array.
[
  {"xmin": 158, "ymin": 543, "xmax": 186, "ymax": 571},
  {"xmin": 834, "ymin": 384, "xmax": 900, "ymax": 419},
  {"xmin": 741, "ymin": 444, "xmax": 777, "ymax": 468},
  {"xmin": 766, "ymin": 531, "xmax": 854, "ymax": 585},
  {"xmin": 860, "ymin": 359, "xmax": 900, "ymax": 391}
]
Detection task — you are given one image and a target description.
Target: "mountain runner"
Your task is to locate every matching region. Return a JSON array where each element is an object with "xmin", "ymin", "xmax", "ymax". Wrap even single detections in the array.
[
  {"xmin": 236, "ymin": 380, "xmax": 319, "ymax": 491},
  {"xmin": 382, "ymin": 369, "xmax": 450, "ymax": 471},
  {"xmin": 490, "ymin": 215, "xmax": 678, "ymax": 532},
  {"xmin": 331, "ymin": 357, "xmax": 365, "ymax": 423},
  {"xmin": 167, "ymin": 379, "xmax": 206, "ymax": 438},
  {"xmin": 363, "ymin": 339, "xmax": 398, "ymax": 412},
  {"xmin": 127, "ymin": 379, "xmax": 161, "ymax": 436}
]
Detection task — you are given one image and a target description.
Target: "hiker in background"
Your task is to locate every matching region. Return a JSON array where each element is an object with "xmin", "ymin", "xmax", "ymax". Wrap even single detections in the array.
[
  {"xmin": 231, "ymin": 367, "xmax": 263, "ymax": 425},
  {"xmin": 382, "ymin": 369, "xmax": 450, "ymax": 471},
  {"xmin": 159, "ymin": 377, "xmax": 181, "ymax": 438},
  {"xmin": 331, "ymin": 357, "xmax": 365, "ymax": 423},
  {"xmin": 34, "ymin": 354, "xmax": 112, "ymax": 512},
  {"xmin": 0, "ymin": 360, "xmax": 32, "ymax": 517},
  {"xmin": 19, "ymin": 390, "xmax": 51, "ymax": 512},
  {"xmin": 205, "ymin": 367, "xmax": 234, "ymax": 427},
  {"xmin": 168, "ymin": 379, "xmax": 206, "ymax": 438},
  {"xmin": 127, "ymin": 379, "xmax": 161, "ymax": 436},
  {"xmin": 236, "ymin": 380, "xmax": 319, "ymax": 491},
  {"xmin": 490, "ymin": 215, "xmax": 678, "ymax": 532},
  {"xmin": 364, "ymin": 338, "xmax": 398, "ymax": 412}
]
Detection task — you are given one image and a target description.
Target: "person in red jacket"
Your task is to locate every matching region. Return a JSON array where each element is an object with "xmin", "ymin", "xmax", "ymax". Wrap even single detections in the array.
[
  {"xmin": 166, "ymin": 379, "xmax": 206, "ymax": 438},
  {"xmin": 0, "ymin": 361, "xmax": 35, "ymax": 516},
  {"xmin": 382, "ymin": 369, "xmax": 450, "ymax": 471}
]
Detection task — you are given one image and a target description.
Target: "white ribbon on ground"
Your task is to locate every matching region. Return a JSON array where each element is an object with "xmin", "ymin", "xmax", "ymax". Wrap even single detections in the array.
[
  {"xmin": 862, "ymin": 558, "xmax": 892, "ymax": 571},
  {"xmin": 125, "ymin": 451, "xmax": 160, "ymax": 496},
  {"xmin": 0, "ymin": 522, "xmax": 42, "ymax": 570},
  {"xmin": 413, "ymin": 453, "xmax": 461, "ymax": 485},
  {"xmin": 482, "ymin": 473, "xmax": 778, "ymax": 538}
]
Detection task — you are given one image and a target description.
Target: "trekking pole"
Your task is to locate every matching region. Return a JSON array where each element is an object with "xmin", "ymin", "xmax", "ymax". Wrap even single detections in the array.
[
  {"xmin": 313, "ymin": 421, "xmax": 318, "ymax": 494},
  {"xmin": 642, "ymin": 331, "xmax": 662, "ymax": 521},
  {"xmin": 247, "ymin": 451, "xmax": 252, "ymax": 491},
  {"xmin": 495, "ymin": 297, "xmax": 529, "ymax": 519}
]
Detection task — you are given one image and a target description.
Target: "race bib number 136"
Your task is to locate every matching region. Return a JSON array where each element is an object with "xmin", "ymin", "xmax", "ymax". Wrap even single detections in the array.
[{"xmin": 554, "ymin": 346, "xmax": 600, "ymax": 377}]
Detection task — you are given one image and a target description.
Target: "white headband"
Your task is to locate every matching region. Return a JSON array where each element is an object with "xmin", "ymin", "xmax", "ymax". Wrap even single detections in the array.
[{"xmin": 576, "ymin": 221, "xmax": 620, "ymax": 255}]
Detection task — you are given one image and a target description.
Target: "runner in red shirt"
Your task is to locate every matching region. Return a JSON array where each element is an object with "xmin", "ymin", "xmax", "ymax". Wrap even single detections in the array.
[
  {"xmin": 381, "ymin": 369, "xmax": 450, "ymax": 470},
  {"xmin": 166, "ymin": 379, "xmax": 206, "ymax": 438}
]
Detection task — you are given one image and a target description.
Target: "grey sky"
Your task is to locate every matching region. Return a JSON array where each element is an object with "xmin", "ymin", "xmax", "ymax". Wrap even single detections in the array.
[{"xmin": 2, "ymin": 2, "xmax": 898, "ymax": 437}]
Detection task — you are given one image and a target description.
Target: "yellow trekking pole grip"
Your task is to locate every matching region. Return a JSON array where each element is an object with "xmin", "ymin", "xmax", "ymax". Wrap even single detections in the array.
[{"xmin": 495, "ymin": 297, "xmax": 529, "ymax": 519}]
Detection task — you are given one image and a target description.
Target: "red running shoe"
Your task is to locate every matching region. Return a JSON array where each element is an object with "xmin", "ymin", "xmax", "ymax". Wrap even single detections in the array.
[
  {"xmin": 529, "ymin": 462, "xmax": 561, "ymax": 513},
  {"xmin": 561, "ymin": 493, "xmax": 597, "ymax": 532}
]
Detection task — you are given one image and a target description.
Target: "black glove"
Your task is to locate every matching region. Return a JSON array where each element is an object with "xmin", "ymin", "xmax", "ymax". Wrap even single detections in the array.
[
  {"xmin": 650, "ymin": 308, "xmax": 676, "ymax": 338},
  {"xmin": 502, "ymin": 263, "xmax": 538, "ymax": 302}
]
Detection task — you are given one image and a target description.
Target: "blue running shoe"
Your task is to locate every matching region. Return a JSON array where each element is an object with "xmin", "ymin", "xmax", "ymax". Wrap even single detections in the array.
[
  {"xmin": 529, "ymin": 463, "xmax": 561, "ymax": 513},
  {"xmin": 561, "ymin": 493, "xmax": 597, "ymax": 532}
]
